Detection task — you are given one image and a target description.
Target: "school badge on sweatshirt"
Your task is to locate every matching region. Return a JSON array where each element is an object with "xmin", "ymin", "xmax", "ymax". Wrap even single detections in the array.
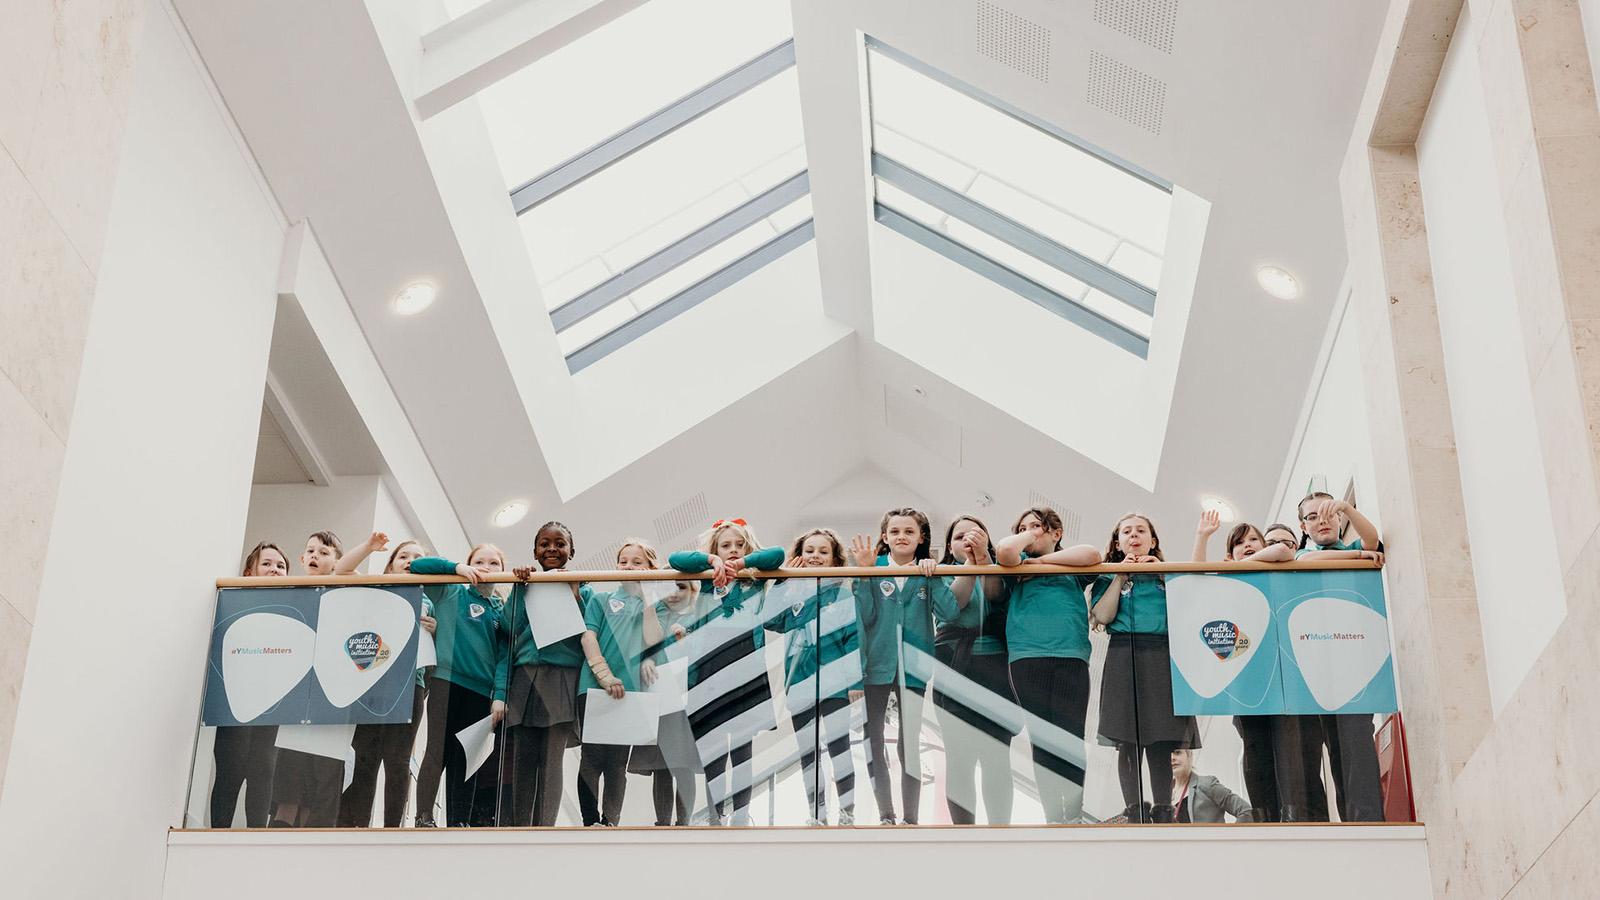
[
  {"xmin": 879, "ymin": 580, "xmax": 895, "ymax": 597},
  {"xmin": 609, "ymin": 597, "xmax": 625, "ymax": 613},
  {"xmin": 1201, "ymin": 620, "xmax": 1250, "ymax": 660},
  {"xmin": 470, "ymin": 603, "xmax": 486, "ymax": 618},
  {"xmin": 345, "ymin": 631, "xmax": 392, "ymax": 671},
  {"xmin": 792, "ymin": 600, "xmax": 805, "ymax": 615}
]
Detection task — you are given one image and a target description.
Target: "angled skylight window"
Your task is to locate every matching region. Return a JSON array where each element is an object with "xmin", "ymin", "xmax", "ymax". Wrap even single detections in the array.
[
  {"xmin": 865, "ymin": 38, "xmax": 1173, "ymax": 357},
  {"xmin": 476, "ymin": 0, "xmax": 810, "ymax": 372}
]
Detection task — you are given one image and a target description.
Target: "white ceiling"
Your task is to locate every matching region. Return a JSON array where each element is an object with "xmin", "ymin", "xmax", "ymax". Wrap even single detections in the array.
[{"xmin": 174, "ymin": 0, "xmax": 1388, "ymax": 560}]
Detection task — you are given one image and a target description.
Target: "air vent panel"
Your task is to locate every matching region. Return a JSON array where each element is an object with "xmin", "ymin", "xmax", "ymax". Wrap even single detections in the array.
[
  {"xmin": 1093, "ymin": 0, "xmax": 1178, "ymax": 54},
  {"xmin": 1027, "ymin": 489, "xmax": 1083, "ymax": 543},
  {"xmin": 976, "ymin": 1, "xmax": 1051, "ymax": 81},
  {"xmin": 654, "ymin": 492, "xmax": 709, "ymax": 544},
  {"xmin": 1086, "ymin": 50, "xmax": 1165, "ymax": 133}
]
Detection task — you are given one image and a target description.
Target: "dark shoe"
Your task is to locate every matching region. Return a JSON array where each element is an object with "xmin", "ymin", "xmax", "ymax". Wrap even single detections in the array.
[{"xmin": 1151, "ymin": 804, "xmax": 1175, "ymax": 824}]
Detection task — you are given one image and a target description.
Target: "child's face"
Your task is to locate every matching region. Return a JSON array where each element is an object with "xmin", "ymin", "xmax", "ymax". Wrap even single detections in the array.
[
  {"xmin": 668, "ymin": 581, "xmax": 696, "ymax": 607},
  {"xmin": 883, "ymin": 516, "xmax": 922, "ymax": 558},
  {"xmin": 1264, "ymin": 527, "xmax": 1297, "ymax": 551},
  {"xmin": 797, "ymin": 535, "xmax": 834, "ymax": 567},
  {"xmin": 1300, "ymin": 502, "xmax": 1341, "ymax": 545},
  {"xmin": 1117, "ymin": 517, "xmax": 1154, "ymax": 557},
  {"xmin": 949, "ymin": 520, "xmax": 985, "ymax": 561},
  {"xmin": 250, "ymin": 549, "xmax": 288, "ymax": 577},
  {"xmin": 1227, "ymin": 529, "xmax": 1265, "ymax": 560},
  {"xmin": 302, "ymin": 538, "xmax": 337, "ymax": 575},
  {"xmin": 388, "ymin": 544, "xmax": 424, "ymax": 574},
  {"xmin": 469, "ymin": 547, "xmax": 504, "ymax": 574},
  {"xmin": 714, "ymin": 529, "xmax": 747, "ymax": 561},
  {"xmin": 1016, "ymin": 512, "xmax": 1061, "ymax": 556},
  {"xmin": 535, "ymin": 527, "xmax": 572, "ymax": 570},
  {"xmin": 616, "ymin": 545, "xmax": 652, "ymax": 571}
]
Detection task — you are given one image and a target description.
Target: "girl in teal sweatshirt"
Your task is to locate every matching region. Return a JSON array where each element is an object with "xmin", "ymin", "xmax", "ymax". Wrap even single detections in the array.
[
  {"xmin": 668, "ymin": 519, "xmax": 785, "ymax": 826},
  {"xmin": 408, "ymin": 545, "xmax": 510, "ymax": 827}
]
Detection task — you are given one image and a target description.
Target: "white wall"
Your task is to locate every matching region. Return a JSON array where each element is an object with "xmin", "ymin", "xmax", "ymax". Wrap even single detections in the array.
[
  {"xmin": 1415, "ymin": 4, "xmax": 1566, "ymax": 714},
  {"xmin": 0, "ymin": 5, "xmax": 287, "ymax": 898},
  {"xmin": 161, "ymin": 827, "xmax": 1434, "ymax": 900},
  {"xmin": 1271, "ymin": 297, "xmax": 1381, "ymax": 530},
  {"xmin": 242, "ymin": 476, "xmax": 385, "ymax": 575}
]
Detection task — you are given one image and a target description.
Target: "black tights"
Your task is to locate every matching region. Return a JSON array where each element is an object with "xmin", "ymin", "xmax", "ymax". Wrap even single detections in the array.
[
  {"xmin": 415, "ymin": 679, "xmax": 491, "ymax": 826},
  {"xmin": 1117, "ymin": 741, "xmax": 1180, "ymax": 810},
  {"xmin": 210, "ymin": 725, "xmax": 278, "ymax": 827},
  {"xmin": 508, "ymin": 723, "xmax": 571, "ymax": 826},
  {"xmin": 577, "ymin": 744, "xmax": 630, "ymax": 825},
  {"xmin": 339, "ymin": 688, "xmax": 426, "ymax": 827},
  {"xmin": 863, "ymin": 683, "xmax": 923, "ymax": 824},
  {"xmin": 651, "ymin": 770, "xmax": 693, "ymax": 825}
]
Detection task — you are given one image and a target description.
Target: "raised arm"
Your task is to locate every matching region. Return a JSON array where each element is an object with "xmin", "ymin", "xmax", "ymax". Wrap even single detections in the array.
[
  {"xmin": 1192, "ymin": 511, "xmax": 1219, "ymax": 563},
  {"xmin": 335, "ymin": 532, "xmax": 389, "ymax": 575}
]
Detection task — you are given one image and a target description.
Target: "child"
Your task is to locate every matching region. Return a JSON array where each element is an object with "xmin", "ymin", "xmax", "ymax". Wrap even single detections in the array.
[
  {"xmin": 575, "ymin": 540, "xmax": 668, "ymax": 826},
  {"xmin": 1089, "ymin": 514, "xmax": 1199, "ymax": 824},
  {"xmin": 994, "ymin": 507, "xmax": 1102, "ymax": 824},
  {"xmin": 849, "ymin": 507, "xmax": 949, "ymax": 826},
  {"xmin": 269, "ymin": 531, "xmax": 353, "ymax": 828},
  {"xmin": 407, "ymin": 545, "xmax": 511, "ymax": 827},
  {"xmin": 932, "ymin": 514, "xmax": 1016, "ymax": 825},
  {"xmin": 209, "ymin": 542, "xmax": 287, "ymax": 827},
  {"xmin": 772, "ymin": 528, "xmax": 862, "ymax": 826},
  {"xmin": 500, "ymin": 522, "xmax": 588, "ymax": 827},
  {"xmin": 1192, "ymin": 514, "xmax": 1295, "ymax": 563},
  {"xmin": 334, "ymin": 537, "xmax": 438, "ymax": 827},
  {"xmin": 668, "ymin": 519, "xmax": 785, "ymax": 826},
  {"xmin": 1296, "ymin": 492, "xmax": 1384, "ymax": 822},
  {"xmin": 628, "ymin": 579, "xmax": 706, "ymax": 826}
]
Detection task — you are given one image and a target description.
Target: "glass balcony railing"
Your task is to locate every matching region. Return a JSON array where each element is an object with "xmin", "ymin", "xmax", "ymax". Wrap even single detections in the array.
[{"xmin": 186, "ymin": 561, "xmax": 1410, "ymax": 829}]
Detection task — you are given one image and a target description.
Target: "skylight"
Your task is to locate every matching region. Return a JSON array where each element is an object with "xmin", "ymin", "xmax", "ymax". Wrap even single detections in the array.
[
  {"xmin": 865, "ymin": 38, "xmax": 1173, "ymax": 357},
  {"xmin": 476, "ymin": 0, "xmax": 811, "ymax": 372}
]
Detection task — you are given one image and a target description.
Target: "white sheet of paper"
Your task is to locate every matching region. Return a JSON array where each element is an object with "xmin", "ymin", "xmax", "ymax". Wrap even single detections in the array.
[
  {"xmin": 455, "ymin": 715, "xmax": 496, "ymax": 780},
  {"xmin": 645, "ymin": 657, "xmax": 689, "ymax": 714},
  {"xmin": 583, "ymin": 690, "xmax": 661, "ymax": 745},
  {"xmin": 274, "ymin": 724, "xmax": 356, "ymax": 760},
  {"xmin": 525, "ymin": 582, "xmax": 586, "ymax": 648},
  {"xmin": 415, "ymin": 628, "xmax": 437, "ymax": 668}
]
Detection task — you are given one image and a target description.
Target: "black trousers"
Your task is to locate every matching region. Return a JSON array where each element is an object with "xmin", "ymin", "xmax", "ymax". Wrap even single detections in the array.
[
  {"xmin": 338, "ymin": 686, "xmax": 428, "ymax": 827},
  {"xmin": 415, "ymin": 678, "xmax": 492, "ymax": 826},
  {"xmin": 1008, "ymin": 657, "xmax": 1090, "ymax": 824},
  {"xmin": 508, "ymin": 723, "xmax": 572, "ymax": 826},
  {"xmin": 863, "ymin": 683, "xmax": 924, "ymax": 824},
  {"xmin": 210, "ymin": 725, "xmax": 278, "ymax": 827},
  {"xmin": 269, "ymin": 748, "xmax": 342, "ymax": 827},
  {"xmin": 1323, "ymin": 714, "xmax": 1384, "ymax": 821},
  {"xmin": 1235, "ymin": 714, "xmax": 1329, "ymax": 822}
]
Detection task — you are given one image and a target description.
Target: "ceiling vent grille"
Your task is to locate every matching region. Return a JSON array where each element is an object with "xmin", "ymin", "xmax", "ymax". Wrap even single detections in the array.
[
  {"xmin": 976, "ymin": 1, "xmax": 1051, "ymax": 81},
  {"xmin": 1027, "ymin": 489, "xmax": 1083, "ymax": 542},
  {"xmin": 1093, "ymin": 0, "xmax": 1178, "ymax": 54},
  {"xmin": 654, "ymin": 492, "xmax": 709, "ymax": 544},
  {"xmin": 1086, "ymin": 50, "xmax": 1165, "ymax": 133},
  {"xmin": 577, "ymin": 539, "xmax": 625, "ymax": 574}
]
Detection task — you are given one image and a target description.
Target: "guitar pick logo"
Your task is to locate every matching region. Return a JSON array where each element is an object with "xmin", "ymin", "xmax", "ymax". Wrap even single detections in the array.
[
  {"xmin": 344, "ymin": 631, "xmax": 391, "ymax": 671},
  {"xmin": 1201, "ymin": 620, "xmax": 1250, "ymax": 660},
  {"xmin": 470, "ymin": 603, "xmax": 485, "ymax": 618}
]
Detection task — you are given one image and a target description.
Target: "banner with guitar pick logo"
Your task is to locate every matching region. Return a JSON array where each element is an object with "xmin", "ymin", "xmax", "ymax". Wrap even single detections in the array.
[
  {"xmin": 1167, "ymin": 569, "xmax": 1396, "ymax": 716},
  {"xmin": 202, "ymin": 585, "xmax": 425, "ymax": 726}
]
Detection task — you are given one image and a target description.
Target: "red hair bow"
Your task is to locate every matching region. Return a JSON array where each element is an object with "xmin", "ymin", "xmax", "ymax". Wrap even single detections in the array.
[{"xmin": 713, "ymin": 518, "xmax": 747, "ymax": 529}]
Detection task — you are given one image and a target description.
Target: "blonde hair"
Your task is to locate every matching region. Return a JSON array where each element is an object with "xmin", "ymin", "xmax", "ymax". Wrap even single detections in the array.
[
  {"xmin": 697, "ymin": 521, "xmax": 763, "ymax": 556},
  {"xmin": 616, "ymin": 539, "xmax": 659, "ymax": 568}
]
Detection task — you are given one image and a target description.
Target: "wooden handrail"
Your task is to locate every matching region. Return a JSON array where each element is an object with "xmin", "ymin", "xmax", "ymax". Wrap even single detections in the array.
[{"xmin": 215, "ymin": 559, "xmax": 1379, "ymax": 588}]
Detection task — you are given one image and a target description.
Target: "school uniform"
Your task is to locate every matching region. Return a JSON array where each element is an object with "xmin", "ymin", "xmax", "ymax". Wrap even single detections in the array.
[
  {"xmin": 210, "ymin": 724, "xmax": 278, "ymax": 827},
  {"xmin": 768, "ymin": 576, "xmax": 862, "ymax": 822},
  {"xmin": 497, "ymin": 580, "xmax": 588, "ymax": 826},
  {"xmin": 628, "ymin": 593, "xmax": 707, "ymax": 826},
  {"xmin": 337, "ymin": 597, "xmax": 436, "ymax": 827},
  {"xmin": 408, "ymin": 557, "xmax": 510, "ymax": 827},
  {"xmin": 669, "ymin": 547, "xmax": 786, "ymax": 822},
  {"xmin": 575, "ymin": 586, "xmax": 652, "ymax": 826},
  {"xmin": 932, "ymin": 574, "xmax": 1017, "ymax": 824},
  {"xmin": 852, "ymin": 556, "xmax": 956, "ymax": 824},
  {"xmin": 1004, "ymin": 554, "xmax": 1097, "ymax": 824},
  {"xmin": 1091, "ymin": 571, "xmax": 1199, "ymax": 818},
  {"xmin": 1295, "ymin": 537, "xmax": 1385, "ymax": 822}
]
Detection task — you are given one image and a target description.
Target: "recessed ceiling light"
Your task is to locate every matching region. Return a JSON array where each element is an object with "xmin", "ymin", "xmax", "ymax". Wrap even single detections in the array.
[
  {"xmin": 1201, "ymin": 496, "xmax": 1236, "ymax": 523},
  {"xmin": 493, "ymin": 501, "xmax": 529, "ymax": 528},
  {"xmin": 394, "ymin": 282, "xmax": 436, "ymax": 315},
  {"xmin": 1256, "ymin": 266, "xmax": 1299, "ymax": 300}
]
